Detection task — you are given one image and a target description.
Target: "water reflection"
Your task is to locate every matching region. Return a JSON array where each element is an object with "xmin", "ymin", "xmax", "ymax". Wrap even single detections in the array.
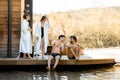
[
  {"xmin": 61, "ymin": 76, "xmax": 68, "ymax": 80},
  {"xmin": 33, "ymin": 75, "xmax": 41, "ymax": 80},
  {"xmin": 1, "ymin": 66, "xmax": 120, "ymax": 80},
  {"xmin": 32, "ymin": 67, "xmax": 120, "ymax": 80},
  {"xmin": 32, "ymin": 71, "xmax": 68, "ymax": 80}
]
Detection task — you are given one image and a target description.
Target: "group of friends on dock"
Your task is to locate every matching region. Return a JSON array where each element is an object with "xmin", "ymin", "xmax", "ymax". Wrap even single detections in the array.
[{"xmin": 17, "ymin": 13, "xmax": 84, "ymax": 70}]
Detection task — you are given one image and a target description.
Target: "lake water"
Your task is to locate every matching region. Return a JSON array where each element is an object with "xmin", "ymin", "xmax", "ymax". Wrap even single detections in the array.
[
  {"xmin": 0, "ymin": 66, "xmax": 120, "ymax": 80},
  {"xmin": 0, "ymin": 47, "xmax": 120, "ymax": 80}
]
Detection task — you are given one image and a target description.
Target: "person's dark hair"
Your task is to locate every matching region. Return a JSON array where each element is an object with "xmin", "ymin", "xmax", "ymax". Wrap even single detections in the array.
[
  {"xmin": 40, "ymin": 16, "xmax": 47, "ymax": 21},
  {"xmin": 58, "ymin": 35, "xmax": 65, "ymax": 39},
  {"xmin": 70, "ymin": 35, "xmax": 77, "ymax": 42},
  {"xmin": 23, "ymin": 13, "xmax": 30, "ymax": 19}
]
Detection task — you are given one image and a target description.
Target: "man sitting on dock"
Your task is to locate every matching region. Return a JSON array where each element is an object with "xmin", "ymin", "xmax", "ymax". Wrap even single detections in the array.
[
  {"xmin": 67, "ymin": 35, "xmax": 84, "ymax": 59},
  {"xmin": 46, "ymin": 35, "xmax": 66, "ymax": 70}
]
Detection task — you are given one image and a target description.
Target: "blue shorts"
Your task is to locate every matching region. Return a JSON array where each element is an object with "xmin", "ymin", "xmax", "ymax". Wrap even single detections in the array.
[{"xmin": 51, "ymin": 53, "xmax": 61, "ymax": 58}]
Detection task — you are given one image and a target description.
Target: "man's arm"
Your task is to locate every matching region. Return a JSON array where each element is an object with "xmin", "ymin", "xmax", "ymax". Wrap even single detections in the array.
[{"xmin": 51, "ymin": 40, "xmax": 56, "ymax": 53}]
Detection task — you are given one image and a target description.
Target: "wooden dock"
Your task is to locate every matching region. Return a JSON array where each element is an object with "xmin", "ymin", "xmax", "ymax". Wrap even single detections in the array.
[{"xmin": 0, "ymin": 55, "xmax": 115, "ymax": 66}]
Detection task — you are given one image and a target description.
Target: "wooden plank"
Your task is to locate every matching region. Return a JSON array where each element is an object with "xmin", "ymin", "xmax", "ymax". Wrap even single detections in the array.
[
  {"xmin": 12, "ymin": 7, "xmax": 21, "ymax": 11},
  {"xmin": 11, "ymin": 42, "xmax": 20, "ymax": 44},
  {"xmin": 0, "ymin": 0, "xmax": 8, "ymax": 12},
  {"xmin": 0, "ymin": 13, "xmax": 7, "ymax": 15},
  {"xmin": 0, "ymin": 5, "xmax": 7, "ymax": 8},
  {"xmin": 0, "ymin": 26, "xmax": 7, "ymax": 28},
  {"xmin": 0, "ymin": 49, "xmax": 7, "ymax": 51},
  {"xmin": 0, "ymin": 14, "xmax": 8, "ymax": 18},
  {"xmin": 0, "ymin": 22, "xmax": 8, "ymax": 25},
  {"xmin": 0, "ymin": 42, "xmax": 8, "ymax": 45},
  {"xmin": 12, "ymin": 0, "xmax": 21, "ymax": 2},
  {"xmin": 12, "ymin": 16, "xmax": 21, "ymax": 19},
  {"xmin": 0, "ymin": 31, "xmax": 8, "ymax": 34},
  {"xmin": 0, "ymin": 19, "xmax": 8, "ymax": 22},
  {"xmin": 0, "ymin": 0, "xmax": 8, "ymax": 56},
  {"xmin": 0, "ymin": 10, "xmax": 8, "ymax": 12},
  {"xmin": 11, "ymin": 0, "xmax": 21, "ymax": 56},
  {"xmin": 12, "ymin": 0, "xmax": 21, "ymax": 11},
  {"xmin": 0, "ymin": 57, "xmax": 115, "ymax": 66},
  {"xmin": 0, "ymin": 3, "xmax": 7, "ymax": 5},
  {"xmin": 0, "ymin": 44, "xmax": 7, "ymax": 47},
  {"xmin": 12, "ymin": 28, "xmax": 20, "ymax": 31},
  {"xmin": 0, "ymin": 0, "xmax": 21, "ymax": 56}
]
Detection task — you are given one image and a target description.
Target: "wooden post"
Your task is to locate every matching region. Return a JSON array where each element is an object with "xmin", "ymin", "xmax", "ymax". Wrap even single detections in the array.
[
  {"xmin": 7, "ymin": 0, "xmax": 12, "ymax": 57},
  {"xmin": 25, "ymin": 0, "xmax": 33, "ymax": 27}
]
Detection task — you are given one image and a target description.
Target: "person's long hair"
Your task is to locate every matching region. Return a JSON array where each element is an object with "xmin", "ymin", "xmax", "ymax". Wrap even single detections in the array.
[
  {"xmin": 40, "ymin": 16, "xmax": 47, "ymax": 21},
  {"xmin": 23, "ymin": 13, "xmax": 30, "ymax": 19}
]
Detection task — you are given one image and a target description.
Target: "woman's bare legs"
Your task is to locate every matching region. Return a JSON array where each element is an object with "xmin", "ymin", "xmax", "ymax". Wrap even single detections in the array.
[
  {"xmin": 23, "ymin": 53, "xmax": 27, "ymax": 59},
  {"xmin": 28, "ymin": 54, "xmax": 32, "ymax": 59},
  {"xmin": 41, "ymin": 37, "xmax": 45, "ymax": 58}
]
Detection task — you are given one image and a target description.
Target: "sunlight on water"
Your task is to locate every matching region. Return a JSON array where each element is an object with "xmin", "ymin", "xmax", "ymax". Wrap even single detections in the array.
[
  {"xmin": 60, "ymin": 76, "xmax": 68, "ymax": 80},
  {"xmin": 33, "ymin": 75, "xmax": 42, "ymax": 80},
  {"xmin": 84, "ymin": 47, "xmax": 120, "ymax": 62},
  {"xmin": 32, "ymin": 72, "xmax": 69, "ymax": 80},
  {"xmin": 31, "ymin": 67, "xmax": 120, "ymax": 80}
]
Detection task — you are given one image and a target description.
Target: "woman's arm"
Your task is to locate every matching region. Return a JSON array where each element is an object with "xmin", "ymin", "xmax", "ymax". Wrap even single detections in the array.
[
  {"xmin": 21, "ymin": 21, "xmax": 28, "ymax": 33},
  {"xmin": 45, "ymin": 20, "xmax": 50, "ymax": 28}
]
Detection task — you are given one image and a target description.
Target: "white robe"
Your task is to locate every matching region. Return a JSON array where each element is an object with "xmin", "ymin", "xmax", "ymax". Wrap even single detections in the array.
[
  {"xmin": 34, "ymin": 21, "xmax": 50, "ymax": 54},
  {"xmin": 19, "ymin": 19, "xmax": 32, "ymax": 54}
]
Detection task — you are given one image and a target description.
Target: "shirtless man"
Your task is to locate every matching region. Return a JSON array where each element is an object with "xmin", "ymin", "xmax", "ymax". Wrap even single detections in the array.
[
  {"xmin": 67, "ymin": 35, "xmax": 82, "ymax": 59},
  {"xmin": 46, "ymin": 35, "xmax": 65, "ymax": 70}
]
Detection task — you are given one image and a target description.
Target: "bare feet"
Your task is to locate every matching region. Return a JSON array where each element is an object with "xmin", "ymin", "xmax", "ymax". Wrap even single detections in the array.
[
  {"xmin": 52, "ymin": 66, "xmax": 56, "ymax": 70},
  {"xmin": 23, "ymin": 56, "xmax": 32, "ymax": 59},
  {"xmin": 23, "ymin": 57, "xmax": 27, "ymax": 59},
  {"xmin": 76, "ymin": 57, "xmax": 80, "ymax": 60},
  {"xmin": 28, "ymin": 54, "xmax": 32, "ymax": 59},
  {"xmin": 46, "ymin": 67, "xmax": 51, "ymax": 71},
  {"xmin": 16, "ymin": 55, "xmax": 20, "ymax": 59},
  {"xmin": 23, "ymin": 54, "xmax": 27, "ymax": 59},
  {"xmin": 42, "ymin": 56, "xmax": 45, "ymax": 59},
  {"xmin": 28, "ymin": 57, "xmax": 33, "ymax": 59}
]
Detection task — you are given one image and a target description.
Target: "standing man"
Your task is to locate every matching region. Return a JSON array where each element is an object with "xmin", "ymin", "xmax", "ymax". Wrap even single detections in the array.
[{"xmin": 46, "ymin": 35, "xmax": 66, "ymax": 70}]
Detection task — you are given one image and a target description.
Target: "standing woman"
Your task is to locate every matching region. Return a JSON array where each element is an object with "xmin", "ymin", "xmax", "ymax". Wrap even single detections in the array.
[
  {"xmin": 19, "ymin": 14, "xmax": 32, "ymax": 59},
  {"xmin": 34, "ymin": 16, "xmax": 50, "ymax": 58}
]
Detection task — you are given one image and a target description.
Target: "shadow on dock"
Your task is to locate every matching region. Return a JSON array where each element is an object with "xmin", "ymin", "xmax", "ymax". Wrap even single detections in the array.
[{"xmin": 0, "ymin": 64, "xmax": 115, "ymax": 71}]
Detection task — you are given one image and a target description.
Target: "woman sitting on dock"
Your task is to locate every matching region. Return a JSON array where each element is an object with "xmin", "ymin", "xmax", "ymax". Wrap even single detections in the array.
[
  {"xmin": 67, "ymin": 35, "xmax": 84, "ymax": 59},
  {"xmin": 46, "ymin": 35, "xmax": 65, "ymax": 70}
]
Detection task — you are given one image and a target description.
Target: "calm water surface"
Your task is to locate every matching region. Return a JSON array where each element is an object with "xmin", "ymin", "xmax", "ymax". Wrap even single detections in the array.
[{"xmin": 0, "ymin": 66, "xmax": 120, "ymax": 80}]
